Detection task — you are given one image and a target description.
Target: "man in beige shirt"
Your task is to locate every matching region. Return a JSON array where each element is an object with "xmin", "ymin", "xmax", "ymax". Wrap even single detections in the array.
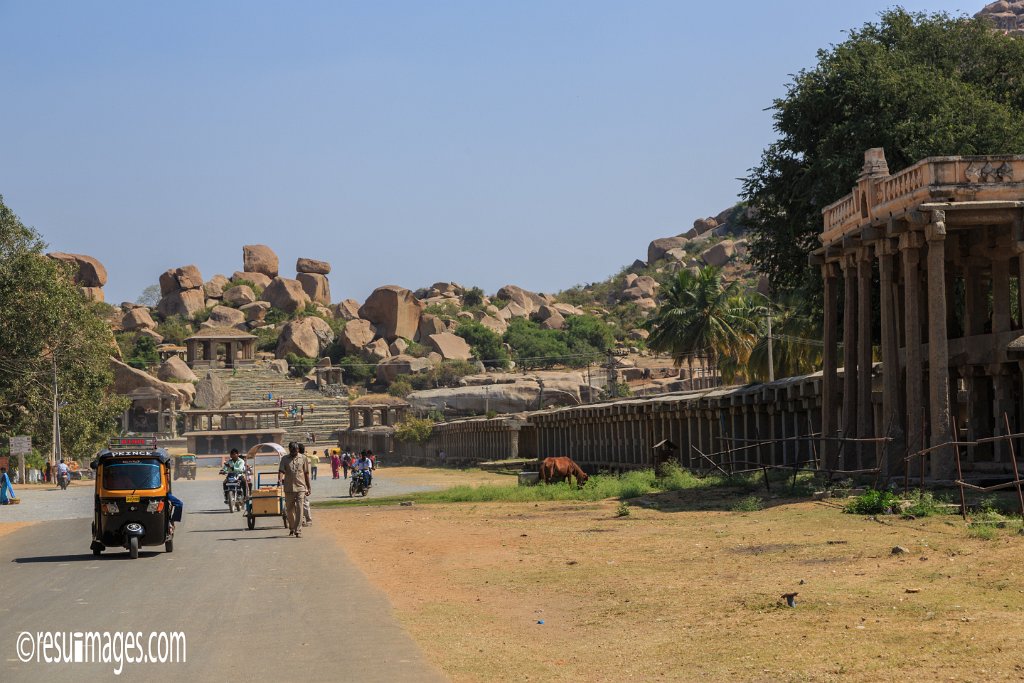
[{"xmin": 278, "ymin": 442, "xmax": 311, "ymax": 538}]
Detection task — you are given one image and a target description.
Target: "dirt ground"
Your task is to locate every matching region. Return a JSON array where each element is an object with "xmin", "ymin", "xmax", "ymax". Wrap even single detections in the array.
[
  {"xmin": 0, "ymin": 522, "xmax": 34, "ymax": 538},
  {"xmin": 321, "ymin": 470, "xmax": 1024, "ymax": 682}
]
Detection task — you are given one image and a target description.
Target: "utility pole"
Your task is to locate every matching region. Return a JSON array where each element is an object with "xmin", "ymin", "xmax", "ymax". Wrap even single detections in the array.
[
  {"xmin": 51, "ymin": 353, "xmax": 63, "ymax": 466},
  {"xmin": 767, "ymin": 310, "xmax": 775, "ymax": 383}
]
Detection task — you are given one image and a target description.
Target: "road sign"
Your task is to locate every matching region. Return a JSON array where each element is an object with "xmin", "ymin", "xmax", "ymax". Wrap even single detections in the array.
[{"xmin": 9, "ymin": 435, "xmax": 31, "ymax": 455}]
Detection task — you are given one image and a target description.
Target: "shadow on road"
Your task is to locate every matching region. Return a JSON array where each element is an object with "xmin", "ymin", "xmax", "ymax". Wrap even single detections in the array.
[{"xmin": 12, "ymin": 552, "xmax": 159, "ymax": 563}]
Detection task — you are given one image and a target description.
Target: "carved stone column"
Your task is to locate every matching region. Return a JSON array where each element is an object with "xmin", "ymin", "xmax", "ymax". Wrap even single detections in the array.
[
  {"xmin": 841, "ymin": 253, "xmax": 858, "ymax": 470},
  {"xmin": 821, "ymin": 262, "xmax": 840, "ymax": 470},
  {"xmin": 926, "ymin": 212, "xmax": 954, "ymax": 479},
  {"xmin": 877, "ymin": 239, "xmax": 904, "ymax": 474},
  {"xmin": 993, "ymin": 257, "xmax": 1011, "ymax": 334},
  {"xmin": 900, "ymin": 231, "xmax": 925, "ymax": 464},
  {"xmin": 857, "ymin": 246, "xmax": 874, "ymax": 468}
]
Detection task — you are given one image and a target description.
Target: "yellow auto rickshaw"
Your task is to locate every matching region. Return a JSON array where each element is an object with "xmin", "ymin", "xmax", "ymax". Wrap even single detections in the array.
[{"xmin": 90, "ymin": 447, "xmax": 182, "ymax": 558}]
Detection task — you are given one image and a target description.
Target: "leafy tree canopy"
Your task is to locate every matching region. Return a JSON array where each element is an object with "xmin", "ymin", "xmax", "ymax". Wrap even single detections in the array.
[
  {"xmin": 742, "ymin": 9, "xmax": 1024, "ymax": 298},
  {"xmin": 454, "ymin": 320, "xmax": 510, "ymax": 369},
  {"xmin": 0, "ymin": 196, "xmax": 127, "ymax": 459}
]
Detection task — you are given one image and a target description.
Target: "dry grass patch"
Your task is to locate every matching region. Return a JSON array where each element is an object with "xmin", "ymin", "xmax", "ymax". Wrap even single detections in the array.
[{"xmin": 323, "ymin": 486, "xmax": 1024, "ymax": 682}]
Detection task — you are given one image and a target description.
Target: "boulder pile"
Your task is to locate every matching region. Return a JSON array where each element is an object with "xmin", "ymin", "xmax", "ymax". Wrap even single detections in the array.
[
  {"xmin": 47, "ymin": 252, "xmax": 108, "ymax": 302},
  {"xmin": 157, "ymin": 265, "xmax": 206, "ymax": 319}
]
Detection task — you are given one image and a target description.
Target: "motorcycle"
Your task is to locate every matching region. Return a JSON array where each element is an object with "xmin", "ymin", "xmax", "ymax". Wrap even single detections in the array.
[
  {"xmin": 57, "ymin": 471, "xmax": 70, "ymax": 490},
  {"xmin": 222, "ymin": 471, "xmax": 245, "ymax": 512},
  {"xmin": 348, "ymin": 470, "xmax": 369, "ymax": 498}
]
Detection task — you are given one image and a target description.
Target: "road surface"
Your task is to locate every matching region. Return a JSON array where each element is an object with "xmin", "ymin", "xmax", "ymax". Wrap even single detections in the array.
[{"xmin": 0, "ymin": 470, "xmax": 446, "ymax": 682}]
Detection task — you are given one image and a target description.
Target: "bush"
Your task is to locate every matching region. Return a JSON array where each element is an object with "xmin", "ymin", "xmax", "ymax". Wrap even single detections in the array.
[
  {"xmin": 409, "ymin": 360, "xmax": 478, "ymax": 390},
  {"xmin": 843, "ymin": 489, "xmax": 901, "ymax": 515},
  {"xmin": 423, "ymin": 301, "xmax": 461, "ymax": 319},
  {"xmin": 337, "ymin": 354, "xmax": 375, "ymax": 386},
  {"xmin": 224, "ymin": 279, "xmax": 263, "ymax": 297},
  {"xmin": 565, "ymin": 314, "xmax": 615, "ymax": 357},
  {"xmin": 463, "ymin": 286, "xmax": 485, "ymax": 307},
  {"xmin": 503, "ymin": 318, "xmax": 571, "ymax": 369},
  {"xmin": 156, "ymin": 315, "xmax": 193, "ymax": 345},
  {"xmin": 455, "ymin": 320, "xmax": 510, "ymax": 369},
  {"xmin": 388, "ymin": 378, "xmax": 413, "ymax": 398},
  {"xmin": 285, "ymin": 352, "xmax": 315, "ymax": 378},
  {"xmin": 264, "ymin": 307, "xmax": 289, "ymax": 326},
  {"xmin": 615, "ymin": 501, "xmax": 631, "ymax": 517},
  {"xmin": 254, "ymin": 326, "xmax": 280, "ymax": 352},
  {"xmin": 127, "ymin": 334, "xmax": 159, "ymax": 370},
  {"xmin": 731, "ymin": 495, "xmax": 764, "ymax": 512},
  {"xmin": 394, "ymin": 417, "xmax": 435, "ymax": 445}
]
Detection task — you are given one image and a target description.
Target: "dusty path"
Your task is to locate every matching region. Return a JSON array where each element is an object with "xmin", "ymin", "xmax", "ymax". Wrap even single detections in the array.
[
  {"xmin": 317, "ymin": 479, "xmax": 1024, "ymax": 682},
  {"xmin": 0, "ymin": 472, "xmax": 446, "ymax": 683}
]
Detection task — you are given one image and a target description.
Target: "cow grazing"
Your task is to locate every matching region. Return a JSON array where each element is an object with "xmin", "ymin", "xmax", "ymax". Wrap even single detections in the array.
[{"xmin": 539, "ymin": 457, "xmax": 589, "ymax": 488}]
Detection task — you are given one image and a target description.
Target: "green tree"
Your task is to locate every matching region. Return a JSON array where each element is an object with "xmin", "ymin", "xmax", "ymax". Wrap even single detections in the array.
[
  {"xmin": 455, "ymin": 320, "xmax": 510, "ymax": 369},
  {"xmin": 127, "ymin": 334, "xmax": 160, "ymax": 370},
  {"xmin": 746, "ymin": 295, "xmax": 823, "ymax": 382},
  {"xmin": 742, "ymin": 9, "xmax": 1024, "ymax": 299},
  {"xmin": 136, "ymin": 284, "xmax": 160, "ymax": 307},
  {"xmin": 645, "ymin": 266, "xmax": 761, "ymax": 382},
  {"xmin": 502, "ymin": 318, "xmax": 571, "ymax": 369},
  {"xmin": 0, "ymin": 196, "xmax": 127, "ymax": 458},
  {"xmin": 462, "ymin": 286, "xmax": 485, "ymax": 307},
  {"xmin": 564, "ymin": 315, "xmax": 615, "ymax": 359}
]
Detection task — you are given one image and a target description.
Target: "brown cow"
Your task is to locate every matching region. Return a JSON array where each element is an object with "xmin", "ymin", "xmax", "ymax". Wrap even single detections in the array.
[{"xmin": 539, "ymin": 457, "xmax": 589, "ymax": 488}]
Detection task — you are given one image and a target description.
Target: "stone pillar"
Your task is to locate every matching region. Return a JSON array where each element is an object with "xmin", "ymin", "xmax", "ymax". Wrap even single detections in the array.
[
  {"xmin": 900, "ymin": 232, "xmax": 925, "ymax": 468},
  {"xmin": 878, "ymin": 240, "xmax": 904, "ymax": 474},
  {"xmin": 821, "ymin": 262, "xmax": 840, "ymax": 470},
  {"xmin": 856, "ymin": 246, "xmax": 874, "ymax": 468},
  {"xmin": 841, "ymin": 253, "xmax": 858, "ymax": 470},
  {"xmin": 993, "ymin": 257, "xmax": 1011, "ymax": 334},
  {"xmin": 925, "ymin": 213, "xmax": 953, "ymax": 479},
  {"xmin": 991, "ymin": 366, "xmax": 1015, "ymax": 463}
]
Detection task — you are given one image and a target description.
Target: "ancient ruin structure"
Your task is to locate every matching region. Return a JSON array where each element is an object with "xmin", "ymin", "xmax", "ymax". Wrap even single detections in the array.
[
  {"xmin": 813, "ymin": 149, "xmax": 1024, "ymax": 480},
  {"xmin": 181, "ymin": 407, "xmax": 285, "ymax": 455},
  {"xmin": 185, "ymin": 326, "xmax": 258, "ymax": 369}
]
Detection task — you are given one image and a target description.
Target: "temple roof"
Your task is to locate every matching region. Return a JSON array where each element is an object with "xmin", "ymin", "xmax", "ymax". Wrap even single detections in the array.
[{"xmin": 185, "ymin": 325, "xmax": 256, "ymax": 341}]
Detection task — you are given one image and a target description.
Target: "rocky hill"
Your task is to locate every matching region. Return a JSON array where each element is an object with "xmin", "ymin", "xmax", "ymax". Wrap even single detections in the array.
[
  {"xmin": 979, "ymin": 1, "xmax": 1024, "ymax": 35},
  {"xmin": 69, "ymin": 204, "xmax": 762, "ymax": 415}
]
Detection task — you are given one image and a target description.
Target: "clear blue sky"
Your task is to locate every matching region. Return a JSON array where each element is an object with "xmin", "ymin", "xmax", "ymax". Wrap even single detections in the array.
[{"xmin": 0, "ymin": 1, "xmax": 975, "ymax": 305}]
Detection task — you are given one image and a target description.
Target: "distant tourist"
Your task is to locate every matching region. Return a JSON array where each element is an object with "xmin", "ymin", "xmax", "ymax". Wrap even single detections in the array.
[
  {"xmin": 0, "ymin": 467, "xmax": 16, "ymax": 504},
  {"xmin": 277, "ymin": 442, "xmax": 310, "ymax": 538},
  {"xmin": 330, "ymin": 449, "xmax": 341, "ymax": 479},
  {"xmin": 298, "ymin": 444, "xmax": 314, "ymax": 525},
  {"xmin": 341, "ymin": 451, "xmax": 352, "ymax": 479}
]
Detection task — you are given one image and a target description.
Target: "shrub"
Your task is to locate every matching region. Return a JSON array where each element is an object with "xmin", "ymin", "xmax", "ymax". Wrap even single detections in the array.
[
  {"xmin": 264, "ymin": 307, "xmax": 289, "ymax": 326},
  {"xmin": 843, "ymin": 489, "xmax": 901, "ymax": 515},
  {"xmin": 503, "ymin": 318, "xmax": 571, "ymax": 369},
  {"xmin": 224, "ymin": 278, "xmax": 263, "ymax": 297},
  {"xmin": 616, "ymin": 501, "xmax": 631, "ymax": 517},
  {"xmin": 731, "ymin": 495, "xmax": 764, "ymax": 512},
  {"xmin": 409, "ymin": 360, "xmax": 478, "ymax": 390},
  {"xmin": 127, "ymin": 334, "xmax": 159, "ymax": 370},
  {"xmin": 455, "ymin": 320, "xmax": 510, "ymax": 369},
  {"xmin": 394, "ymin": 417, "xmax": 435, "ymax": 445},
  {"xmin": 904, "ymin": 491, "xmax": 949, "ymax": 517},
  {"xmin": 424, "ymin": 301, "xmax": 461, "ymax": 319},
  {"xmin": 254, "ymin": 326, "xmax": 279, "ymax": 352},
  {"xmin": 337, "ymin": 354, "xmax": 375, "ymax": 386},
  {"xmin": 192, "ymin": 306, "xmax": 215, "ymax": 325},
  {"xmin": 388, "ymin": 378, "xmax": 413, "ymax": 398},
  {"xmin": 463, "ymin": 286, "xmax": 485, "ymax": 307},
  {"xmin": 565, "ymin": 314, "xmax": 615, "ymax": 357},
  {"xmin": 285, "ymin": 352, "xmax": 315, "ymax": 378},
  {"xmin": 156, "ymin": 315, "xmax": 193, "ymax": 345}
]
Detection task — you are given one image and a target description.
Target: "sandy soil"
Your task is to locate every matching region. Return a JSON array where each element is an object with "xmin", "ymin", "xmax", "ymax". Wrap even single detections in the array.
[
  {"xmin": 321, "ymin": 471, "xmax": 1024, "ymax": 682},
  {"xmin": 0, "ymin": 521, "xmax": 34, "ymax": 538}
]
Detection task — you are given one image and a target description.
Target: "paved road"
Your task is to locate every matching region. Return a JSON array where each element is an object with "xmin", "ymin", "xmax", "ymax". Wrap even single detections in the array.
[{"xmin": 0, "ymin": 471, "xmax": 446, "ymax": 683}]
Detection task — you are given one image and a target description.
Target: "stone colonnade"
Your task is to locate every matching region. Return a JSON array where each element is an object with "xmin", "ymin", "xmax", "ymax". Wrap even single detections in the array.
[
  {"xmin": 347, "ymin": 404, "xmax": 409, "ymax": 429},
  {"xmin": 530, "ymin": 379, "xmax": 822, "ymax": 472},
  {"xmin": 817, "ymin": 149, "xmax": 1024, "ymax": 480}
]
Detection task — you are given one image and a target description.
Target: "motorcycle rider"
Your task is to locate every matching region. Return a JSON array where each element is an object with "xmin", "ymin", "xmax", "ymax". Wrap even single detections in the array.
[
  {"xmin": 56, "ymin": 460, "xmax": 70, "ymax": 489},
  {"xmin": 220, "ymin": 449, "xmax": 248, "ymax": 503},
  {"xmin": 355, "ymin": 451, "xmax": 372, "ymax": 489}
]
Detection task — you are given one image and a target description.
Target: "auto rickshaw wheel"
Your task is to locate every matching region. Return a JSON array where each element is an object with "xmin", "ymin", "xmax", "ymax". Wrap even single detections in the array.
[
  {"xmin": 165, "ymin": 539, "xmax": 174, "ymax": 553},
  {"xmin": 247, "ymin": 515, "xmax": 255, "ymax": 530},
  {"xmin": 129, "ymin": 536, "xmax": 139, "ymax": 559}
]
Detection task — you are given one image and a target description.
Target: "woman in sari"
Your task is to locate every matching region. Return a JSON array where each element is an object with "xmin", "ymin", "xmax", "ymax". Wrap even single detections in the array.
[
  {"xmin": 330, "ymin": 449, "xmax": 341, "ymax": 479},
  {"xmin": 0, "ymin": 467, "xmax": 16, "ymax": 504}
]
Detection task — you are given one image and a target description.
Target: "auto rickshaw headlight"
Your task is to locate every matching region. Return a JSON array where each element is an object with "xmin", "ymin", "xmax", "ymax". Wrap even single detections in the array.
[
  {"xmin": 146, "ymin": 500, "xmax": 164, "ymax": 513},
  {"xmin": 102, "ymin": 502, "xmax": 119, "ymax": 514}
]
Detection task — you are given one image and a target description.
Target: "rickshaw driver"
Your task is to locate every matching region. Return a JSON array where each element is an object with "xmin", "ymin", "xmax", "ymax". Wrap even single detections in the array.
[{"xmin": 220, "ymin": 449, "xmax": 249, "ymax": 501}]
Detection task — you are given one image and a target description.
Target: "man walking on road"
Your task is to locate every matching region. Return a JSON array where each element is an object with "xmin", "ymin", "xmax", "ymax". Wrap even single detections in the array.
[{"xmin": 278, "ymin": 442, "xmax": 311, "ymax": 538}]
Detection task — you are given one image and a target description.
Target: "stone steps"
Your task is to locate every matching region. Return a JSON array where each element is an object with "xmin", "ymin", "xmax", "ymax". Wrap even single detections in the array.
[{"xmin": 203, "ymin": 366, "xmax": 349, "ymax": 446}]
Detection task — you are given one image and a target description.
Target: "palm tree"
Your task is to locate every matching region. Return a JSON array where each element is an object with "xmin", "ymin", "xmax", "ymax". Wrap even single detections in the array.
[
  {"xmin": 645, "ymin": 266, "xmax": 762, "ymax": 386},
  {"xmin": 746, "ymin": 294, "xmax": 822, "ymax": 382}
]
